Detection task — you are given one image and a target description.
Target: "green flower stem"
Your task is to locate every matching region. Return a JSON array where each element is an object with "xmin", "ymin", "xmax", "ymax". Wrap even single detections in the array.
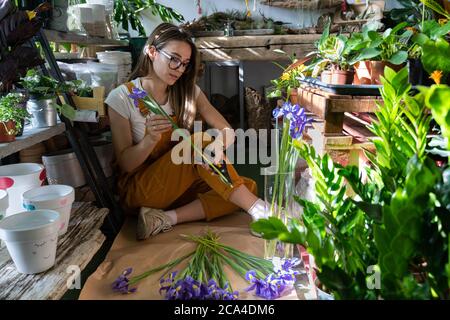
[
  {"xmin": 143, "ymin": 98, "xmax": 233, "ymax": 187},
  {"xmin": 129, "ymin": 250, "xmax": 195, "ymax": 285},
  {"xmin": 186, "ymin": 235, "xmax": 267, "ymax": 279},
  {"xmin": 186, "ymin": 235, "xmax": 273, "ymax": 273}
]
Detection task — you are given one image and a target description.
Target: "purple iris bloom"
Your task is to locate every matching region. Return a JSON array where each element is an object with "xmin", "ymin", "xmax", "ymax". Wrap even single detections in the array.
[
  {"xmin": 128, "ymin": 87, "xmax": 148, "ymax": 107},
  {"xmin": 272, "ymin": 107, "xmax": 283, "ymax": 118},
  {"xmin": 159, "ymin": 274, "xmax": 238, "ymax": 300},
  {"xmin": 245, "ymin": 258, "xmax": 300, "ymax": 299},
  {"xmin": 112, "ymin": 268, "xmax": 137, "ymax": 294},
  {"xmin": 281, "ymin": 258, "xmax": 301, "ymax": 271}
]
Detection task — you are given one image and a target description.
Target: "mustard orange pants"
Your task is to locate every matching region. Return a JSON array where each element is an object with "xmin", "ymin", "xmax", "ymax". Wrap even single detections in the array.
[{"xmin": 120, "ymin": 132, "xmax": 257, "ymax": 221}]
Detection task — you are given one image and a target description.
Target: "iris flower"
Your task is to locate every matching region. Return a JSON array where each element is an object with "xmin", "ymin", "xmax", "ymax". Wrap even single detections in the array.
[{"xmin": 112, "ymin": 268, "xmax": 137, "ymax": 294}]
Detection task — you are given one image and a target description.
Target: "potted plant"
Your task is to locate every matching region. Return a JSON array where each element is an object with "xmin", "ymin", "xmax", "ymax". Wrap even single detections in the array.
[
  {"xmin": 19, "ymin": 69, "xmax": 75, "ymax": 128},
  {"xmin": 348, "ymin": 21, "xmax": 413, "ymax": 84},
  {"xmin": 0, "ymin": 93, "xmax": 31, "ymax": 142},
  {"xmin": 309, "ymin": 20, "xmax": 356, "ymax": 85}
]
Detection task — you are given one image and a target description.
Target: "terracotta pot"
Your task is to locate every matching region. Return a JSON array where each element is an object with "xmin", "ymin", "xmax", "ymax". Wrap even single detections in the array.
[
  {"xmin": 331, "ymin": 69, "xmax": 354, "ymax": 85},
  {"xmin": 353, "ymin": 61, "xmax": 372, "ymax": 85},
  {"xmin": 320, "ymin": 70, "xmax": 332, "ymax": 84},
  {"xmin": 0, "ymin": 121, "xmax": 17, "ymax": 143},
  {"xmin": 289, "ymin": 88, "xmax": 298, "ymax": 105},
  {"xmin": 370, "ymin": 61, "xmax": 405, "ymax": 85}
]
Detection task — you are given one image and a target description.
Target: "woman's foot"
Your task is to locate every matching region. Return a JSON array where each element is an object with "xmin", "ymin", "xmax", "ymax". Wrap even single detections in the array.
[{"xmin": 136, "ymin": 207, "xmax": 173, "ymax": 240}]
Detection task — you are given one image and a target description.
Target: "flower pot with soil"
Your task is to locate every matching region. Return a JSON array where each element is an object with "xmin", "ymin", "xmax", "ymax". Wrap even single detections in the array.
[{"xmin": 331, "ymin": 68, "xmax": 355, "ymax": 85}]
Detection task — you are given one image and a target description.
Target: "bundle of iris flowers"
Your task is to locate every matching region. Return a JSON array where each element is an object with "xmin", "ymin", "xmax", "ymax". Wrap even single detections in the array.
[
  {"xmin": 112, "ymin": 230, "xmax": 300, "ymax": 300},
  {"xmin": 128, "ymin": 88, "xmax": 232, "ymax": 187}
]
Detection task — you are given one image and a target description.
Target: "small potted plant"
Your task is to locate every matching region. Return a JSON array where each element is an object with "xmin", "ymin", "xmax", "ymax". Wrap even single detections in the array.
[
  {"xmin": 309, "ymin": 20, "xmax": 355, "ymax": 85},
  {"xmin": 19, "ymin": 69, "xmax": 75, "ymax": 128},
  {"xmin": 0, "ymin": 93, "xmax": 31, "ymax": 142}
]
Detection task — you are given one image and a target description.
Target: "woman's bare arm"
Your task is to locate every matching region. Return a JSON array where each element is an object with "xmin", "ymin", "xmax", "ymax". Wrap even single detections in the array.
[{"xmin": 109, "ymin": 108, "xmax": 159, "ymax": 173}]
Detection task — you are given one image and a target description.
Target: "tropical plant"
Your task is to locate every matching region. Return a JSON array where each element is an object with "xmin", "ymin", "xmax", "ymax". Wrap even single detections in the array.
[
  {"xmin": 308, "ymin": 19, "xmax": 357, "ymax": 77},
  {"xmin": 114, "ymin": 0, "xmax": 184, "ymax": 36},
  {"xmin": 252, "ymin": 67, "xmax": 450, "ymax": 299},
  {"xmin": 348, "ymin": 22, "xmax": 414, "ymax": 66},
  {"xmin": 412, "ymin": 20, "xmax": 450, "ymax": 81},
  {"xmin": 0, "ymin": 92, "xmax": 30, "ymax": 135}
]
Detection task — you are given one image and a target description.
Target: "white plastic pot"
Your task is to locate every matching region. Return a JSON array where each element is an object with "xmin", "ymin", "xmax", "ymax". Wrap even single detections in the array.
[
  {"xmin": 22, "ymin": 185, "xmax": 75, "ymax": 235},
  {"xmin": 0, "ymin": 163, "xmax": 46, "ymax": 216},
  {"xmin": 0, "ymin": 190, "xmax": 8, "ymax": 217},
  {"xmin": 0, "ymin": 210, "xmax": 60, "ymax": 274}
]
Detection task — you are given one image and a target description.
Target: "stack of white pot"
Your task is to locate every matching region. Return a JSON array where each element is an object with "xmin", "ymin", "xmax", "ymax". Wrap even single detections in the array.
[
  {"xmin": 96, "ymin": 51, "xmax": 132, "ymax": 85},
  {"xmin": 0, "ymin": 163, "xmax": 75, "ymax": 274}
]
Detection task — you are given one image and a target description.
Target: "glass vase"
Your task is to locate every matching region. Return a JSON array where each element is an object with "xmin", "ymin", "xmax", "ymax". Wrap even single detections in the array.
[{"xmin": 263, "ymin": 171, "xmax": 296, "ymax": 260}]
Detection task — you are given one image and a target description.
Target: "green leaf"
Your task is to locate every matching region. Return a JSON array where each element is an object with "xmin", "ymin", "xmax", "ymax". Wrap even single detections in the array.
[
  {"xmin": 250, "ymin": 217, "xmax": 288, "ymax": 239},
  {"xmin": 58, "ymin": 103, "xmax": 76, "ymax": 120},
  {"xmin": 317, "ymin": 265, "xmax": 353, "ymax": 291},
  {"xmin": 374, "ymin": 225, "xmax": 390, "ymax": 255},
  {"xmin": 390, "ymin": 234, "xmax": 415, "ymax": 259},
  {"xmin": 387, "ymin": 51, "xmax": 408, "ymax": 65},
  {"xmin": 357, "ymin": 48, "xmax": 381, "ymax": 61},
  {"xmin": 352, "ymin": 200, "xmax": 382, "ymax": 223}
]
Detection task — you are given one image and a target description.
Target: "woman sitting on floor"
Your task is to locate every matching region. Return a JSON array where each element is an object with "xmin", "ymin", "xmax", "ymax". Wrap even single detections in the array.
[{"xmin": 106, "ymin": 23, "xmax": 269, "ymax": 240}]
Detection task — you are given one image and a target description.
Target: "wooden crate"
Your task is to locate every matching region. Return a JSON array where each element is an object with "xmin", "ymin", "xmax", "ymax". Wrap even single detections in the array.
[
  {"xmin": 298, "ymin": 85, "xmax": 381, "ymax": 134},
  {"xmin": 60, "ymin": 87, "xmax": 106, "ymax": 116}
]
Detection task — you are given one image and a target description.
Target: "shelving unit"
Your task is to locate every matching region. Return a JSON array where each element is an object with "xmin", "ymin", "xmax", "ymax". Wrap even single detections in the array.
[
  {"xmin": 0, "ymin": 123, "xmax": 65, "ymax": 159},
  {"xmin": 43, "ymin": 29, "xmax": 129, "ymax": 47}
]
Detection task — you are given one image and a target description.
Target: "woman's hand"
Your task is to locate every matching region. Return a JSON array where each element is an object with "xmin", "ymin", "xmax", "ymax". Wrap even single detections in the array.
[{"xmin": 145, "ymin": 114, "xmax": 172, "ymax": 143}]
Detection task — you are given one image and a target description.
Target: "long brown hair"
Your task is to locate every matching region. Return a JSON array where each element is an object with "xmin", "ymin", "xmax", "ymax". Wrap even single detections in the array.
[{"xmin": 128, "ymin": 23, "xmax": 199, "ymax": 130}]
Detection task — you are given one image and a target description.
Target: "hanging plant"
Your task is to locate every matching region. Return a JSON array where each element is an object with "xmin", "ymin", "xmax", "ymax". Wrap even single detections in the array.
[{"xmin": 114, "ymin": 0, "xmax": 185, "ymax": 36}]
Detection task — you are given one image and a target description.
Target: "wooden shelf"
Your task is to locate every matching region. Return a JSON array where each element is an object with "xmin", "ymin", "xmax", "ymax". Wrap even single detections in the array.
[
  {"xmin": 195, "ymin": 34, "xmax": 320, "ymax": 61},
  {"xmin": 260, "ymin": 0, "xmax": 341, "ymax": 9},
  {"xmin": 43, "ymin": 29, "xmax": 129, "ymax": 47},
  {"xmin": 0, "ymin": 202, "xmax": 108, "ymax": 300},
  {"xmin": 0, "ymin": 122, "xmax": 66, "ymax": 159}
]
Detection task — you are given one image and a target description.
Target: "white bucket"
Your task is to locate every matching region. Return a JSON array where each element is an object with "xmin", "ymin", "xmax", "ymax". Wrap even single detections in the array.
[
  {"xmin": 22, "ymin": 185, "xmax": 75, "ymax": 235},
  {"xmin": 0, "ymin": 163, "xmax": 46, "ymax": 216},
  {"xmin": 0, "ymin": 210, "xmax": 60, "ymax": 274}
]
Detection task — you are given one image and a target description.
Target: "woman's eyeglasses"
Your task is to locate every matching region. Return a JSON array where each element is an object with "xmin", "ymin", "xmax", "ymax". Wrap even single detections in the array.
[{"xmin": 158, "ymin": 49, "xmax": 191, "ymax": 73}]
